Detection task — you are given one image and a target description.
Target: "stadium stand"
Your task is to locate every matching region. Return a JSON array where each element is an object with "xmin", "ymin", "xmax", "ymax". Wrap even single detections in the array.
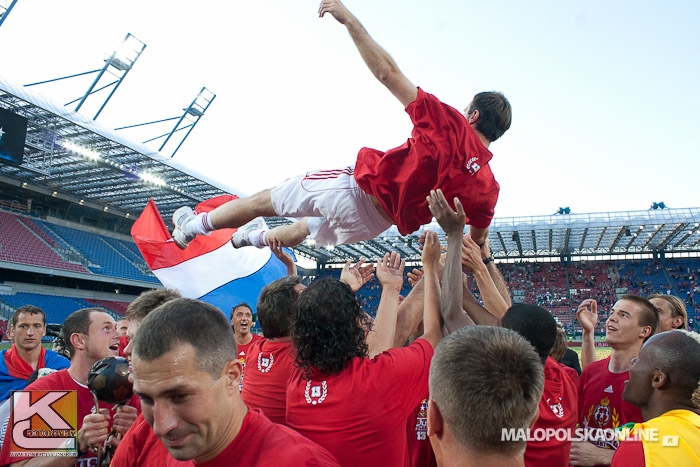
[{"xmin": 0, "ymin": 291, "xmax": 126, "ymax": 325}]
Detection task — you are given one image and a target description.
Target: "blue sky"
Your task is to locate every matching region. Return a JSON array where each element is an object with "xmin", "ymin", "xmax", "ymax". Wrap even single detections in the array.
[{"xmin": 0, "ymin": 0, "xmax": 698, "ymax": 219}]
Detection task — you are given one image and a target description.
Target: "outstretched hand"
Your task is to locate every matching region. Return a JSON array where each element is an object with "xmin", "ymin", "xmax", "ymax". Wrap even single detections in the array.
[
  {"xmin": 422, "ymin": 231, "xmax": 442, "ymax": 270},
  {"xmin": 576, "ymin": 299, "xmax": 599, "ymax": 333},
  {"xmin": 376, "ymin": 252, "xmax": 405, "ymax": 291},
  {"xmin": 319, "ymin": 0, "xmax": 354, "ymax": 24},
  {"xmin": 427, "ymin": 189, "xmax": 466, "ymax": 236},
  {"xmin": 407, "ymin": 268, "xmax": 424, "ymax": 287},
  {"xmin": 270, "ymin": 240, "xmax": 297, "ymax": 276},
  {"xmin": 340, "ymin": 259, "xmax": 375, "ymax": 292},
  {"xmin": 461, "ymin": 234, "xmax": 484, "ymax": 274}
]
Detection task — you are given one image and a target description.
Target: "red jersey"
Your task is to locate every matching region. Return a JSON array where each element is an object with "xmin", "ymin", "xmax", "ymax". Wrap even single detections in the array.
[
  {"xmin": 110, "ymin": 413, "xmax": 193, "ymax": 467},
  {"xmin": 286, "ymin": 339, "xmax": 434, "ymax": 467},
  {"xmin": 112, "ymin": 409, "xmax": 337, "ymax": 467},
  {"xmin": 236, "ymin": 333, "xmax": 263, "ymax": 390},
  {"xmin": 611, "ymin": 441, "xmax": 645, "ymax": 467},
  {"xmin": 524, "ymin": 357, "xmax": 579, "ymax": 467},
  {"xmin": 578, "ymin": 357, "xmax": 643, "ymax": 452},
  {"xmin": 354, "ymin": 88, "xmax": 499, "ymax": 235},
  {"xmin": 0, "ymin": 369, "xmax": 140, "ymax": 466},
  {"xmin": 406, "ymin": 397, "xmax": 437, "ymax": 467},
  {"xmin": 240, "ymin": 338, "xmax": 295, "ymax": 425}
]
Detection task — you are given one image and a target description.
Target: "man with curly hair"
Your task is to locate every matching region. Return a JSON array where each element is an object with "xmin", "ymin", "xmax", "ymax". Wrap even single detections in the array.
[
  {"xmin": 611, "ymin": 330, "xmax": 700, "ymax": 466},
  {"xmin": 286, "ymin": 231, "xmax": 443, "ymax": 466}
]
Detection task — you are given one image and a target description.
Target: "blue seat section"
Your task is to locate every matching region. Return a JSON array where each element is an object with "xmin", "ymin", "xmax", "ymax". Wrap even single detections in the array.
[
  {"xmin": 0, "ymin": 292, "xmax": 104, "ymax": 324},
  {"xmin": 40, "ymin": 223, "xmax": 159, "ymax": 284}
]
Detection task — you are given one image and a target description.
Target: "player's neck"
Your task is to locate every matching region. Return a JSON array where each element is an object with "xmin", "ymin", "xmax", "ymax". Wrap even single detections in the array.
[
  {"xmin": 67, "ymin": 358, "xmax": 93, "ymax": 386},
  {"xmin": 235, "ymin": 333, "xmax": 252, "ymax": 346},
  {"xmin": 15, "ymin": 344, "xmax": 42, "ymax": 369},
  {"xmin": 608, "ymin": 345, "xmax": 641, "ymax": 373},
  {"xmin": 474, "ymin": 128, "xmax": 490, "ymax": 149}
]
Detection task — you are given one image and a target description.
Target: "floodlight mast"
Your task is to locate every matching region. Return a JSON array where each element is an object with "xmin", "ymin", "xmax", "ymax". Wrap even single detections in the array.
[
  {"xmin": 74, "ymin": 33, "xmax": 147, "ymax": 120},
  {"xmin": 161, "ymin": 87, "xmax": 216, "ymax": 158},
  {"xmin": 0, "ymin": 0, "xmax": 19, "ymax": 28}
]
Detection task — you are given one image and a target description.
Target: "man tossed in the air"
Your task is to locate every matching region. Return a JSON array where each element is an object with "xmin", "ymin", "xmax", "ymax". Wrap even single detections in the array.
[{"xmin": 172, "ymin": 0, "xmax": 511, "ymax": 250}]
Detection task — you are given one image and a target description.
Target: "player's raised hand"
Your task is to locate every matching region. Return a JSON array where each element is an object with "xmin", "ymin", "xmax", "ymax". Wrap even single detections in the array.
[
  {"xmin": 407, "ymin": 268, "xmax": 424, "ymax": 287},
  {"xmin": 376, "ymin": 252, "xmax": 405, "ymax": 291},
  {"xmin": 461, "ymin": 234, "xmax": 484, "ymax": 274},
  {"xmin": 319, "ymin": 0, "xmax": 354, "ymax": 24},
  {"xmin": 576, "ymin": 299, "xmax": 598, "ymax": 333},
  {"xmin": 340, "ymin": 259, "xmax": 375, "ymax": 292},
  {"xmin": 422, "ymin": 231, "xmax": 441, "ymax": 270},
  {"xmin": 427, "ymin": 189, "xmax": 466, "ymax": 236}
]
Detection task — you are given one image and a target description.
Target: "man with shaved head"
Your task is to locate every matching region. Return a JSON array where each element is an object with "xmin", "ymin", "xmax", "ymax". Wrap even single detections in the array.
[{"xmin": 611, "ymin": 330, "xmax": 700, "ymax": 466}]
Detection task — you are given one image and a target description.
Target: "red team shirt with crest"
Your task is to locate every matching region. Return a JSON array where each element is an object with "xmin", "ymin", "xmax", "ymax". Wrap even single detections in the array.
[
  {"xmin": 236, "ymin": 333, "xmax": 263, "ymax": 389},
  {"xmin": 354, "ymin": 87, "xmax": 499, "ymax": 236},
  {"xmin": 240, "ymin": 338, "xmax": 295, "ymax": 425},
  {"xmin": 286, "ymin": 338, "xmax": 434, "ymax": 467},
  {"xmin": 524, "ymin": 357, "xmax": 579, "ymax": 467},
  {"xmin": 578, "ymin": 356, "xmax": 643, "ymax": 464}
]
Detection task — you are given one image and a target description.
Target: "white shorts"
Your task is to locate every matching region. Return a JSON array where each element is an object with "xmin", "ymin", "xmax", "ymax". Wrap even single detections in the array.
[{"xmin": 270, "ymin": 166, "xmax": 392, "ymax": 247}]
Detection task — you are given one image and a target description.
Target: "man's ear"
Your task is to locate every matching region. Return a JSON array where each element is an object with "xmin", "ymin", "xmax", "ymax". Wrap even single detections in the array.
[
  {"xmin": 651, "ymin": 369, "xmax": 668, "ymax": 389},
  {"xmin": 427, "ymin": 399, "xmax": 443, "ymax": 438},
  {"xmin": 672, "ymin": 316, "xmax": 684, "ymax": 330},
  {"xmin": 70, "ymin": 332, "xmax": 85, "ymax": 352},
  {"xmin": 224, "ymin": 359, "xmax": 243, "ymax": 392},
  {"xmin": 467, "ymin": 109, "xmax": 480, "ymax": 124},
  {"xmin": 639, "ymin": 326, "xmax": 652, "ymax": 340}
]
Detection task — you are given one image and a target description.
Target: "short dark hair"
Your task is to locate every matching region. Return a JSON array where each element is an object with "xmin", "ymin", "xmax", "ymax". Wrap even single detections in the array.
[
  {"xmin": 467, "ymin": 91, "xmax": 512, "ymax": 142},
  {"xmin": 257, "ymin": 276, "xmax": 301, "ymax": 339},
  {"xmin": 293, "ymin": 278, "xmax": 372, "ymax": 377},
  {"xmin": 430, "ymin": 326, "xmax": 543, "ymax": 455},
  {"xmin": 501, "ymin": 303, "xmax": 558, "ymax": 363},
  {"xmin": 133, "ymin": 298, "xmax": 236, "ymax": 378},
  {"xmin": 620, "ymin": 294, "xmax": 659, "ymax": 342},
  {"xmin": 126, "ymin": 289, "xmax": 182, "ymax": 322},
  {"xmin": 61, "ymin": 308, "xmax": 104, "ymax": 357},
  {"xmin": 230, "ymin": 302, "xmax": 253, "ymax": 321},
  {"xmin": 11, "ymin": 305, "xmax": 46, "ymax": 328}
]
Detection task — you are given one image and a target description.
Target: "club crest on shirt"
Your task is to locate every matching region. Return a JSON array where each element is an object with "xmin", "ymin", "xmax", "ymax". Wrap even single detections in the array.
[
  {"xmin": 257, "ymin": 352, "xmax": 274, "ymax": 372},
  {"xmin": 304, "ymin": 380, "xmax": 328, "ymax": 405},
  {"xmin": 466, "ymin": 157, "xmax": 481, "ymax": 175},
  {"xmin": 588, "ymin": 396, "xmax": 619, "ymax": 428},
  {"xmin": 414, "ymin": 398, "xmax": 428, "ymax": 441},
  {"xmin": 548, "ymin": 397, "xmax": 564, "ymax": 419}
]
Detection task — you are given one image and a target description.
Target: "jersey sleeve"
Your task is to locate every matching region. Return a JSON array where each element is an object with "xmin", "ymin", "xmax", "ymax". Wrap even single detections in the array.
[{"xmin": 611, "ymin": 440, "xmax": 645, "ymax": 467}]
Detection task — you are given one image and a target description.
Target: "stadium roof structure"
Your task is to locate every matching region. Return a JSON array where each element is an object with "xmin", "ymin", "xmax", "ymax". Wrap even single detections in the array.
[
  {"xmin": 2, "ymin": 74, "xmax": 699, "ymax": 268},
  {"xmin": 0, "ymin": 75, "xmax": 228, "ymax": 222}
]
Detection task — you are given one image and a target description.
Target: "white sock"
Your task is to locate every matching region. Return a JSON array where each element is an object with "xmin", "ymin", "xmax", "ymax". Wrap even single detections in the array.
[
  {"xmin": 185, "ymin": 212, "xmax": 215, "ymax": 236},
  {"xmin": 248, "ymin": 229, "xmax": 268, "ymax": 248}
]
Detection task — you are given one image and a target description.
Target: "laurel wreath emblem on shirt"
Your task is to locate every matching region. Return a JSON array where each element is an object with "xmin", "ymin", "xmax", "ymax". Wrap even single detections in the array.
[
  {"xmin": 257, "ymin": 352, "xmax": 274, "ymax": 372},
  {"xmin": 304, "ymin": 380, "xmax": 328, "ymax": 405}
]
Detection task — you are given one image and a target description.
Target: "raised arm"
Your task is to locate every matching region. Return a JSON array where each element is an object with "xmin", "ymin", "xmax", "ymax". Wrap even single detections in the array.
[
  {"xmin": 427, "ymin": 189, "xmax": 473, "ymax": 335},
  {"xmin": 270, "ymin": 241, "xmax": 298, "ymax": 277},
  {"xmin": 420, "ymin": 231, "xmax": 443, "ymax": 349},
  {"xmin": 339, "ymin": 259, "xmax": 376, "ymax": 292},
  {"xmin": 461, "ymin": 234, "xmax": 509, "ymax": 321},
  {"xmin": 366, "ymin": 252, "xmax": 405, "ymax": 357},
  {"xmin": 461, "ymin": 276, "xmax": 499, "ymax": 326},
  {"xmin": 480, "ymin": 239, "xmax": 512, "ymax": 307},
  {"xmin": 576, "ymin": 299, "xmax": 599, "ymax": 370},
  {"xmin": 319, "ymin": 0, "xmax": 418, "ymax": 107}
]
